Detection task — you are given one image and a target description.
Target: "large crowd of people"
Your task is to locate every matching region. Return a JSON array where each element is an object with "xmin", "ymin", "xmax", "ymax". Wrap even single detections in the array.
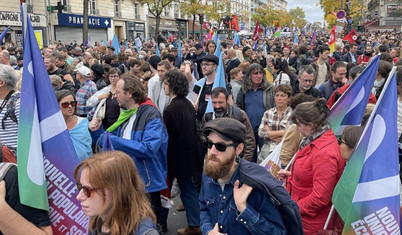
[{"xmin": 0, "ymin": 28, "xmax": 401, "ymax": 235}]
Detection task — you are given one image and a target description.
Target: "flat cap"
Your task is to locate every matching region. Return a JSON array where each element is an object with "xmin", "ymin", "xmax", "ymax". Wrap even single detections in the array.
[
  {"xmin": 194, "ymin": 44, "xmax": 203, "ymax": 50},
  {"xmin": 200, "ymin": 54, "xmax": 219, "ymax": 66},
  {"xmin": 202, "ymin": 118, "xmax": 246, "ymax": 144}
]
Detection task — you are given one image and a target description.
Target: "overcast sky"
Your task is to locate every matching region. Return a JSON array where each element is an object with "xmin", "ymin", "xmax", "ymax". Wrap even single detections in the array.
[{"xmin": 286, "ymin": 0, "xmax": 325, "ymax": 24}]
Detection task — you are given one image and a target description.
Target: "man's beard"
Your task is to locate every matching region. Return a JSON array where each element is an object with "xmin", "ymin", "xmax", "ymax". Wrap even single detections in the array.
[
  {"xmin": 364, "ymin": 52, "xmax": 372, "ymax": 56},
  {"xmin": 214, "ymin": 108, "xmax": 226, "ymax": 117},
  {"xmin": 204, "ymin": 152, "xmax": 235, "ymax": 180}
]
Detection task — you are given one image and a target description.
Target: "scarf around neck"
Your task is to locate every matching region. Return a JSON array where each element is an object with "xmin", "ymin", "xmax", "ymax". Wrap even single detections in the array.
[{"xmin": 106, "ymin": 107, "xmax": 138, "ymax": 132}]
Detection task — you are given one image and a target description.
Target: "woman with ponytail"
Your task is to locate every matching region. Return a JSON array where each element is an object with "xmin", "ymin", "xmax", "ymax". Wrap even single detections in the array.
[{"xmin": 278, "ymin": 98, "xmax": 346, "ymax": 234}]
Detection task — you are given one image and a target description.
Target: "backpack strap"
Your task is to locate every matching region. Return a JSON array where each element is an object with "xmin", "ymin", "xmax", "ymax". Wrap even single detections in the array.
[{"xmin": 0, "ymin": 162, "xmax": 16, "ymax": 181}]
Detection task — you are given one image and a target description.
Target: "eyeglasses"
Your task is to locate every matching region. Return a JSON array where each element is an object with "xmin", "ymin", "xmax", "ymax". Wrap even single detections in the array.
[
  {"xmin": 60, "ymin": 101, "xmax": 77, "ymax": 108},
  {"xmin": 204, "ymin": 139, "xmax": 237, "ymax": 152},
  {"xmin": 76, "ymin": 182, "xmax": 98, "ymax": 198},
  {"xmin": 337, "ymin": 137, "xmax": 346, "ymax": 145}
]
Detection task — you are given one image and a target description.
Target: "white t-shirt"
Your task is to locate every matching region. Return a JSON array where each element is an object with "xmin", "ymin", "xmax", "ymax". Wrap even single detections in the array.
[{"xmin": 122, "ymin": 113, "xmax": 137, "ymax": 139}]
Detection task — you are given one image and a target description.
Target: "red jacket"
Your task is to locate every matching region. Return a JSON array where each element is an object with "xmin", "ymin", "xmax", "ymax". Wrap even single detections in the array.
[
  {"xmin": 286, "ymin": 129, "xmax": 345, "ymax": 235},
  {"xmin": 326, "ymin": 83, "xmax": 377, "ymax": 109}
]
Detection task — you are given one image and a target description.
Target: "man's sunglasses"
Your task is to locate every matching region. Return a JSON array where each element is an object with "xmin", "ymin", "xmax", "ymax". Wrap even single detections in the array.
[
  {"xmin": 76, "ymin": 182, "xmax": 97, "ymax": 197},
  {"xmin": 60, "ymin": 101, "xmax": 77, "ymax": 108},
  {"xmin": 204, "ymin": 139, "xmax": 237, "ymax": 152}
]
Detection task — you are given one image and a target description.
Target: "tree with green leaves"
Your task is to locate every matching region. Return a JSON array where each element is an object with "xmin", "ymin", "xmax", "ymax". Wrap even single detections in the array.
[
  {"xmin": 289, "ymin": 7, "xmax": 307, "ymax": 29},
  {"xmin": 252, "ymin": 5, "xmax": 291, "ymax": 28},
  {"xmin": 180, "ymin": 0, "xmax": 204, "ymax": 39},
  {"xmin": 203, "ymin": 0, "xmax": 232, "ymax": 29},
  {"xmin": 136, "ymin": 0, "xmax": 176, "ymax": 39}
]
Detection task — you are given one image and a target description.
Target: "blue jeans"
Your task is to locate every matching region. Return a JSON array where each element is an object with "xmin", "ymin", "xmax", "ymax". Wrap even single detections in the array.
[
  {"xmin": 177, "ymin": 176, "xmax": 200, "ymax": 226},
  {"xmin": 160, "ymin": 176, "xmax": 200, "ymax": 227}
]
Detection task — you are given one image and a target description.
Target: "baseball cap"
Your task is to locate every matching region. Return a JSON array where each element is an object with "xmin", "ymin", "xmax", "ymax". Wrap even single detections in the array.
[{"xmin": 75, "ymin": 66, "xmax": 91, "ymax": 77}]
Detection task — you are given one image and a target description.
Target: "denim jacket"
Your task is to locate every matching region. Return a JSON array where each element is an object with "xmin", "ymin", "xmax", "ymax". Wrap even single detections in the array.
[{"xmin": 199, "ymin": 167, "xmax": 286, "ymax": 235}]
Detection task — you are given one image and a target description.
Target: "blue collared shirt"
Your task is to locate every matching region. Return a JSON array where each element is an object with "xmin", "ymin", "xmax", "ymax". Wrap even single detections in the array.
[{"xmin": 199, "ymin": 167, "xmax": 286, "ymax": 235}]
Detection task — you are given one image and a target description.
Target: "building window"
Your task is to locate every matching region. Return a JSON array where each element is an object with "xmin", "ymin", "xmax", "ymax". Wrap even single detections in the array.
[
  {"xmin": 164, "ymin": 6, "xmax": 169, "ymax": 17},
  {"xmin": 134, "ymin": 3, "xmax": 140, "ymax": 19},
  {"xmin": 174, "ymin": 4, "xmax": 179, "ymax": 18},
  {"xmin": 115, "ymin": 0, "xmax": 121, "ymax": 18},
  {"xmin": 386, "ymin": 4, "xmax": 398, "ymax": 17},
  {"xmin": 89, "ymin": 0, "xmax": 97, "ymax": 15}
]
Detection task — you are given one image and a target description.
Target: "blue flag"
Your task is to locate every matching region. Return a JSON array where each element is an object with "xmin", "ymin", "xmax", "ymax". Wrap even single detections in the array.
[
  {"xmin": 332, "ymin": 67, "xmax": 400, "ymax": 234},
  {"xmin": 111, "ymin": 34, "xmax": 121, "ymax": 54},
  {"xmin": 293, "ymin": 34, "xmax": 299, "ymax": 44},
  {"xmin": 233, "ymin": 33, "xmax": 240, "ymax": 47},
  {"xmin": 214, "ymin": 39, "xmax": 221, "ymax": 57},
  {"xmin": 102, "ymin": 131, "xmax": 115, "ymax": 151},
  {"xmin": 17, "ymin": 4, "xmax": 86, "ymax": 232},
  {"xmin": 156, "ymin": 44, "xmax": 160, "ymax": 57},
  {"xmin": 253, "ymin": 40, "xmax": 258, "ymax": 51},
  {"xmin": 178, "ymin": 38, "xmax": 182, "ymax": 58},
  {"xmin": 125, "ymin": 40, "xmax": 129, "ymax": 50},
  {"xmin": 327, "ymin": 55, "xmax": 380, "ymax": 136},
  {"xmin": 0, "ymin": 26, "xmax": 10, "ymax": 45},
  {"xmin": 205, "ymin": 51, "xmax": 226, "ymax": 113},
  {"xmin": 213, "ymin": 31, "xmax": 219, "ymax": 44}
]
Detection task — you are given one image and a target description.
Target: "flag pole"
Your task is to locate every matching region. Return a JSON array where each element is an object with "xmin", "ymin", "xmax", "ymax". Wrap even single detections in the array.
[
  {"xmin": 323, "ymin": 205, "xmax": 335, "ymax": 230},
  {"xmin": 354, "ymin": 66, "xmax": 397, "ymax": 148},
  {"xmin": 284, "ymin": 153, "xmax": 296, "ymax": 171}
]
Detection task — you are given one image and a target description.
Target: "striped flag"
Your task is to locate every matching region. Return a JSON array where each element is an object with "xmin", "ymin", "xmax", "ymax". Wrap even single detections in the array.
[
  {"xmin": 327, "ymin": 55, "xmax": 380, "ymax": 136},
  {"xmin": 272, "ymin": 29, "xmax": 281, "ymax": 38},
  {"xmin": 328, "ymin": 26, "xmax": 336, "ymax": 53},
  {"xmin": 18, "ymin": 4, "xmax": 87, "ymax": 234},
  {"xmin": 332, "ymin": 67, "xmax": 400, "ymax": 234}
]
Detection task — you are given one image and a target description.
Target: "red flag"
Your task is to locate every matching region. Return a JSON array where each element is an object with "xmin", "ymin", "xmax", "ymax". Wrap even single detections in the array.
[
  {"xmin": 343, "ymin": 29, "xmax": 357, "ymax": 43},
  {"xmin": 253, "ymin": 21, "xmax": 262, "ymax": 41},
  {"xmin": 231, "ymin": 15, "xmax": 240, "ymax": 31},
  {"xmin": 203, "ymin": 22, "xmax": 211, "ymax": 30},
  {"xmin": 328, "ymin": 26, "xmax": 336, "ymax": 53},
  {"xmin": 273, "ymin": 22, "xmax": 279, "ymax": 33}
]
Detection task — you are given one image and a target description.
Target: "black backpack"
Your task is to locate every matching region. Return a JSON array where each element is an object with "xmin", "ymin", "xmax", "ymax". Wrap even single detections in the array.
[{"xmin": 238, "ymin": 158, "xmax": 304, "ymax": 235}]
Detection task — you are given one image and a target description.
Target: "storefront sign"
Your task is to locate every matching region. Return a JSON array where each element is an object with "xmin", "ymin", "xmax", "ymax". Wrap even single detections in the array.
[
  {"xmin": 58, "ymin": 13, "xmax": 111, "ymax": 28},
  {"xmin": 0, "ymin": 11, "xmax": 46, "ymax": 27}
]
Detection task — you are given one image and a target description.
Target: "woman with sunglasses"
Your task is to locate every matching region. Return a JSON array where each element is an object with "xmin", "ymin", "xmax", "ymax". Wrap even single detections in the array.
[
  {"xmin": 74, "ymin": 151, "xmax": 159, "ymax": 235},
  {"xmin": 277, "ymin": 98, "xmax": 346, "ymax": 234},
  {"xmin": 56, "ymin": 90, "xmax": 92, "ymax": 161},
  {"xmin": 86, "ymin": 68, "xmax": 121, "ymax": 130},
  {"xmin": 339, "ymin": 126, "xmax": 363, "ymax": 161}
]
